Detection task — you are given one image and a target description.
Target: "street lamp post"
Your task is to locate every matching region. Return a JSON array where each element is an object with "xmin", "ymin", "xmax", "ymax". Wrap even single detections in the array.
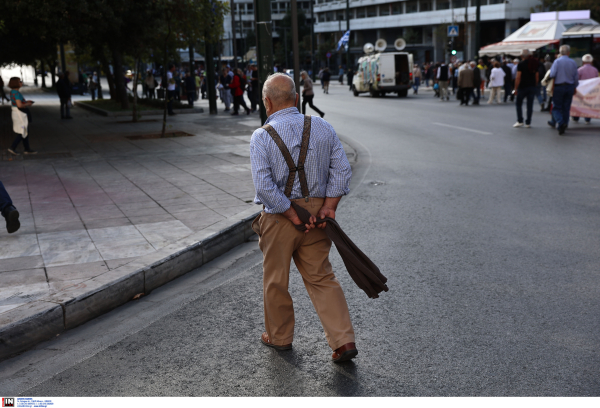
[
  {"xmin": 231, "ymin": 0, "xmax": 238, "ymax": 69},
  {"xmin": 291, "ymin": 0, "xmax": 301, "ymax": 111},
  {"xmin": 346, "ymin": 0, "xmax": 350, "ymax": 68},
  {"xmin": 254, "ymin": 0, "xmax": 274, "ymax": 123}
]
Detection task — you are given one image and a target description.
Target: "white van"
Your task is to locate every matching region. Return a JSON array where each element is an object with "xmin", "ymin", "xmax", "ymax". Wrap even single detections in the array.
[{"xmin": 352, "ymin": 52, "xmax": 414, "ymax": 97}]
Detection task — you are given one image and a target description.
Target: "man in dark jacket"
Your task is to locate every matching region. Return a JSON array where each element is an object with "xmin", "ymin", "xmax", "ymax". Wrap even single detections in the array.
[
  {"xmin": 501, "ymin": 60, "xmax": 513, "ymax": 103},
  {"xmin": 184, "ymin": 72, "xmax": 196, "ymax": 107},
  {"xmin": 470, "ymin": 61, "xmax": 481, "ymax": 105},
  {"xmin": 56, "ymin": 72, "xmax": 73, "ymax": 119}
]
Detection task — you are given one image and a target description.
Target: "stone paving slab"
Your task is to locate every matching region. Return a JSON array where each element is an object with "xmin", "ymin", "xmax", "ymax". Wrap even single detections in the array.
[{"xmin": 0, "ymin": 87, "xmax": 357, "ymax": 360}]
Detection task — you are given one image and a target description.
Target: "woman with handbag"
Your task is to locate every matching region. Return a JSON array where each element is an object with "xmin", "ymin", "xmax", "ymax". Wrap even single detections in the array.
[{"xmin": 7, "ymin": 77, "xmax": 36, "ymax": 155}]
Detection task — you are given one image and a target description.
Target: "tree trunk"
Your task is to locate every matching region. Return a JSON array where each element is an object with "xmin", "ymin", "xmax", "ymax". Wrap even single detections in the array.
[
  {"xmin": 41, "ymin": 60, "xmax": 47, "ymax": 88},
  {"xmin": 99, "ymin": 54, "xmax": 116, "ymax": 99},
  {"xmin": 112, "ymin": 49, "xmax": 129, "ymax": 109},
  {"xmin": 132, "ymin": 57, "xmax": 140, "ymax": 122},
  {"xmin": 47, "ymin": 59, "xmax": 56, "ymax": 87},
  {"xmin": 97, "ymin": 64, "xmax": 104, "ymax": 99}
]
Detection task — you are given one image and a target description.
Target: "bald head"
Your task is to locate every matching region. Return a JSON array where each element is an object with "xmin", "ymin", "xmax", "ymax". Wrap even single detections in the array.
[{"xmin": 262, "ymin": 73, "xmax": 296, "ymax": 111}]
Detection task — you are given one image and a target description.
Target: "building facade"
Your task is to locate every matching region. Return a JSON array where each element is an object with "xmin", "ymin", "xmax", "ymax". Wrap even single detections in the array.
[{"xmin": 314, "ymin": 0, "xmax": 541, "ymax": 66}]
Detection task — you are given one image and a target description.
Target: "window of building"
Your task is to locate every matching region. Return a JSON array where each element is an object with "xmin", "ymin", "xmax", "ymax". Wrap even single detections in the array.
[
  {"xmin": 452, "ymin": 0, "xmax": 466, "ymax": 7},
  {"xmin": 437, "ymin": 0, "xmax": 450, "ymax": 9},
  {"xmin": 367, "ymin": 6, "xmax": 377, "ymax": 17},
  {"xmin": 271, "ymin": 2, "xmax": 277, "ymax": 13},
  {"xmin": 337, "ymin": 11, "xmax": 345, "ymax": 20},
  {"xmin": 247, "ymin": 3, "xmax": 253, "ymax": 13},
  {"xmin": 489, "ymin": 0, "xmax": 503, "ymax": 4},
  {"xmin": 326, "ymin": 11, "xmax": 334, "ymax": 21},
  {"xmin": 391, "ymin": 3, "xmax": 403, "ymax": 14},
  {"xmin": 420, "ymin": 1, "xmax": 432, "ymax": 11},
  {"xmin": 406, "ymin": 1, "xmax": 418, "ymax": 13},
  {"xmin": 424, "ymin": 27, "xmax": 433, "ymax": 43},
  {"xmin": 356, "ymin": 7, "xmax": 366, "ymax": 18},
  {"xmin": 380, "ymin": 4, "xmax": 390, "ymax": 16}
]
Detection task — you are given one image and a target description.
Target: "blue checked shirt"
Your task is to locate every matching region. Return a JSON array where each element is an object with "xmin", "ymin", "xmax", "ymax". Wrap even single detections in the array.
[{"xmin": 250, "ymin": 107, "xmax": 351, "ymax": 214}]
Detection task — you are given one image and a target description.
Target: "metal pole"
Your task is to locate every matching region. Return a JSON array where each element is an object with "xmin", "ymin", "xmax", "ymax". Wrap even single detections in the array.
[
  {"xmin": 284, "ymin": 29, "xmax": 289, "ymax": 68},
  {"xmin": 254, "ymin": 0, "xmax": 274, "ymax": 123},
  {"xmin": 291, "ymin": 0, "xmax": 301, "ymax": 111},
  {"xmin": 464, "ymin": 2, "xmax": 468, "ymax": 60},
  {"xmin": 239, "ymin": 5, "xmax": 244, "ymax": 65},
  {"xmin": 346, "ymin": 0, "xmax": 350, "ymax": 68},
  {"xmin": 205, "ymin": 41, "xmax": 218, "ymax": 114},
  {"xmin": 231, "ymin": 0, "xmax": 238, "ymax": 69},
  {"xmin": 475, "ymin": 0, "xmax": 481, "ymax": 59},
  {"xmin": 310, "ymin": 0, "xmax": 315, "ymax": 81}
]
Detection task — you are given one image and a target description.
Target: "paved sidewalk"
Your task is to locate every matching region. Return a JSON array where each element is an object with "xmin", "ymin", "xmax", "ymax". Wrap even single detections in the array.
[{"xmin": 0, "ymin": 87, "xmax": 356, "ymax": 351}]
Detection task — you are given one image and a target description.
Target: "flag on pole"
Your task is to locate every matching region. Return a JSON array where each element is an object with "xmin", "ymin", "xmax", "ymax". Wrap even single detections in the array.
[{"xmin": 337, "ymin": 30, "xmax": 351, "ymax": 51}]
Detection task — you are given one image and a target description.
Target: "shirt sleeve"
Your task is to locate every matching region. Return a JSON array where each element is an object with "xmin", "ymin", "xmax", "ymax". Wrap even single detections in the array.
[
  {"xmin": 250, "ymin": 129, "xmax": 292, "ymax": 214},
  {"xmin": 325, "ymin": 125, "xmax": 351, "ymax": 198}
]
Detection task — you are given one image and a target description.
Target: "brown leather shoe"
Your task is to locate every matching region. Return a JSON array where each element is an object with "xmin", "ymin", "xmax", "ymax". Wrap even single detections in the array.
[
  {"xmin": 261, "ymin": 332, "xmax": 292, "ymax": 351},
  {"xmin": 332, "ymin": 342, "xmax": 358, "ymax": 363}
]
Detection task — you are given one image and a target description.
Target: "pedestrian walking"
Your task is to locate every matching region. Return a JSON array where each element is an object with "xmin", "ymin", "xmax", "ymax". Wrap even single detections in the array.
[
  {"xmin": 250, "ymin": 72, "xmax": 357, "ymax": 363},
  {"xmin": 7, "ymin": 77, "xmax": 37, "ymax": 156},
  {"xmin": 412, "ymin": 64, "xmax": 421, "ymax": 94},
  {"xmin": 572, "ymin": 54, "xmax": 598, "ymax": 125},
  {"xmin": 469, "ymin": 61, "xmax": 481, "ymax": 104},
  {"xmin": 501, "ymin": 60, "xmax": 513, "ymax": 103},
  {"xmin": 251, "ymin": 65, "xmax": 259, "ymax": 112},
  {"xmin": 165, "ymin": 64, "xmax": 177, "ymax": 115},
  {"xmin": 0, "ymin": 181, "xmax": 20, "ymax": 234},
  {"xmin": 347, "ymin": 68, "xmax": 354, "ymax": 91},
  {"xmin": 436, "ymin": 61, "xmax": 450, "ymax": 101},
  {"xmin": 535, "ymin": 58, "xmax": 547, "ymax": 111},
  {"xmin": 488, "ymin": 61, "xmax": 505, "ymax": 104},
  {"xmin": 477, "ymin": 59, "xmax": 487, "ymax": 95},
  {"xmin": 549, "ymin": 45, "xmax": 579, "ymax": 135},
  {"xmin": 513, "ymin": 49, "xmax": 539, "ymax": 128},
  {"xmin": 146, "ymin": 70, "xmax": 157, "ymax": 99},
  {"xmin": 338, "ymin": 65, "xmax": 344, "ymax": 85},
  {"xmin": 230, "ymin": 68, "xmax": 251, "ymax": 116},
  {"xmin": 0, "ymin": 76, "xmax": 10, "ymax": 104},
  {"xmin": 510, "ymin": 58, "xmax": 519, "ymax": 101},
  {"xmin": 425, "ymin": 63, "xmax": 434, "ymax": 87},
  {"xmin": 184, "ymin": 72, "xmax": 196, "ymax": 107},
  {"xmin": 220, "ymin": 67, "xmax": 232, "ymax": 112},
  {"xmin": 89, "ymin": 72, "xmax": 99, "ymax": 101},
  {"xmin": 457, "ymin": 63, "xmax": 474, "ymax": 106},
  {"xmin": 318, "ymin": 68, "xmax": 324, "ymax": 90},
  {"xmin": 322, "ymin": 68, "xmax": 331, "ymax": 94},
  {"xmin": 541, "ymin": 68, "xmax": 556, "ymax": 128},
  {"xmin": 451, "ymin": 63, "xmax": 459, "ymax": 95},
  {"xmin": 300, "ymin": 71, "xmax": 324, "ymax": 118},
  {"xmin": 56, "ymin": 72, "xmax": 73, "ymax": 119}
]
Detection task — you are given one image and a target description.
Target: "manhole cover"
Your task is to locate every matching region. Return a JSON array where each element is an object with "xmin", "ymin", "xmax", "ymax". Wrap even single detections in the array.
[
  {"xmin": 125, "ymin": 131, "xmax": 193, "ymax": 140},
  {"xmin": 370, "ymin": 181, "xmax": 386, "ymax": 186}
]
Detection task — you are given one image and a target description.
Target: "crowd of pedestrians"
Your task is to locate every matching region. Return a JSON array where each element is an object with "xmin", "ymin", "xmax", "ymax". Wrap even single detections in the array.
[{"xmin": 413, "ymin": 46, "xmax": 598, "ymax": 135}]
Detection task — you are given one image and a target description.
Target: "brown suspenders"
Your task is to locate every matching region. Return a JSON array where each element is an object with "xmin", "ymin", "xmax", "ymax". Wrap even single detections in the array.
[{"xmin": 261, "ymin": 115, "xmax": 312, "ymax": 201}]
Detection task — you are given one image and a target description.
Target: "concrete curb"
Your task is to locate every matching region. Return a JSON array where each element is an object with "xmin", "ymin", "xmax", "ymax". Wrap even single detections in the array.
[
  {"xmin": 75, "ymin": 101, "xmax": 204, "ymax": 117},
  {"xmin": 0, "ymin": 207, "xmax": 260, "ymax": 361}
]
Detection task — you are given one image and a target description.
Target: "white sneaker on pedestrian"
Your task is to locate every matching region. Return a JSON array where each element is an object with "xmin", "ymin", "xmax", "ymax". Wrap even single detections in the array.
[
  {"xmin": 7, "ymin": 148, "xmax": 19, "ymax": 155},
  {"xmin": 513, "ymin": 122, "xmax": 524, "ymax": 128},
  {"xmin": 525, "ymin": 124, "xmax": 531, "ymax": 128}
]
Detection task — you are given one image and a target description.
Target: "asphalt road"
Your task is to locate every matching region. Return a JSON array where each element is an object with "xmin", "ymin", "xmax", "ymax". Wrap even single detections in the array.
[{"xmin": 2, "ymin": 85, "xmax": 599, "ymax": 396}]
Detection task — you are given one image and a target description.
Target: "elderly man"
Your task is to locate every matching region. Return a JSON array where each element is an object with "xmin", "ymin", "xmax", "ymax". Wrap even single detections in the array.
[
  {"xmin": 458, "ymin": 62, "xmax": 474, "ymax": 106},
  {"xmin": 250, "ymin": 73, "xmax": 357, "ymax": 363},
  {"xmin": 572, "ymin": 54, "xmax": 599, "ymax": 125},
  {"xmin": 549, "ymin": 44, "xmax": 579, "ymax": 135},
  {"xmin": 469, "ymin": 61, "xmax": 481, "ymax": 105},
  {"xmin": 513, "ymin": 50, "xmax": 539, "ymax": 128}
]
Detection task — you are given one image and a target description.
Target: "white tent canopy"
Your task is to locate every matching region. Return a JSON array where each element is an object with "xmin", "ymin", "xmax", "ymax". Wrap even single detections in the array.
[{"xmin": 479, "ymin": 10, "xmax": 598, "ymax": 57}]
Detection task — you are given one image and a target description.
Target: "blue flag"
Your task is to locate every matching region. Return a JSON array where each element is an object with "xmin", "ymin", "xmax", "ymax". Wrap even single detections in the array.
[{"xmin": 337, "ymin": 30, "xmax": 351, "ymax": 51}]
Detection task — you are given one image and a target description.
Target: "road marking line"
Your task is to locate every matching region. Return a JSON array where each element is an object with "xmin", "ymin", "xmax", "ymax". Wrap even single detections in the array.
[{"xmin": 433, "ymin": 122, "xmax": 493, "ymax": 135}]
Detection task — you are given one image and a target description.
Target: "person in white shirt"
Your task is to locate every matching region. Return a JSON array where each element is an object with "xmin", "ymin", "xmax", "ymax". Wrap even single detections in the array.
[
  {"xmin": 166, "ymin": 64, "xmax": 177, "ymax": 115},
  {"xmin": 488, "ymin": 61, "xmax": 505, "ymax": 104}
]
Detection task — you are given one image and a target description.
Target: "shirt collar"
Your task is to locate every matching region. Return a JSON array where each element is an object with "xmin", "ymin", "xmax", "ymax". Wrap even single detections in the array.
[{"xmin": 265, "ymin": 107, "xmax": 300, "ymax": 125}]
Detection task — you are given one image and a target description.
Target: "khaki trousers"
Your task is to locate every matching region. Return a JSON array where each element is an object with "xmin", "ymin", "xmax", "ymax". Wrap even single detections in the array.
[{"xmin": 256, "ymin": 198, "xmax": 355, "ymax": 350}]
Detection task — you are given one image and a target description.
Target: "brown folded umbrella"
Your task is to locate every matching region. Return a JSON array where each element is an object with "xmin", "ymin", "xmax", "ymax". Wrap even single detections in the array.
[{"xmin": 291, "ymin": 202, "xmax": 388, "ymax": 299}]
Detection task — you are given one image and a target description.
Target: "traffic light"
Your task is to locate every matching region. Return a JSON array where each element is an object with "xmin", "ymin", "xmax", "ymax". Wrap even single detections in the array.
[{"xmin": 451, "ymin": 49, "xmax": 457, "ymax": 56}]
